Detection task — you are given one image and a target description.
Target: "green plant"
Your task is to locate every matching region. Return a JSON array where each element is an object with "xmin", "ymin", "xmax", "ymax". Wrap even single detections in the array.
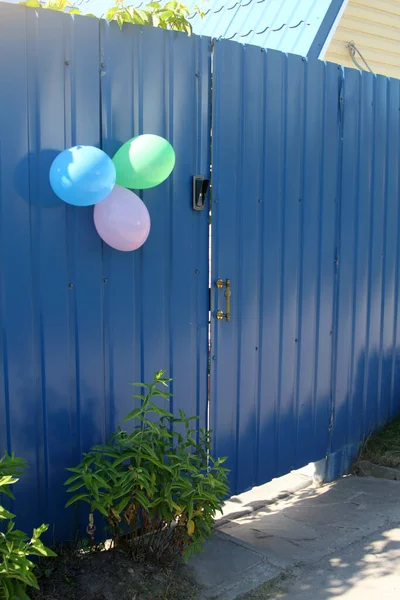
[
  {"xmin": 65, "ymin": 370, "xmax": 229, "ymax": 562},
  {"xmin": 105, "ymin": 0, "xmax": 201, "ymax": 34},
  {"xmin": 0, "ymin": 454, "xmax": 56, "ymax": 600},
  {"xmin": 18, "ymin": 0, "xmax": 89, "ymax": 15},
  {"xmin": 19, "ymin": 0, "xmax": 205, "ymax": 34}
]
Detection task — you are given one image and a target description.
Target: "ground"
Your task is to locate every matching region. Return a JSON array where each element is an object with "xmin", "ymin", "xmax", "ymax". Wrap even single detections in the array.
[
  {"xmin": 237, "ymin": 570, "xmax": 296, "ymax": 600},
  {"xmin": 198, "ymin": 475, "xmax": 400, "ymax": 600},
  {"xmin": 30, "ymin": 472, "xmax": 400, "ymax": 600},
  {"xmin": 31, "ymin": 418, "xmax": 400, "ymax": 600},
  {"xmin": 32, "ymin": 548, "xmax": 200, "ymax": 600},
  {"xmin": 241, "ymin": 525, "xmax": 400, "ymax": 600}
]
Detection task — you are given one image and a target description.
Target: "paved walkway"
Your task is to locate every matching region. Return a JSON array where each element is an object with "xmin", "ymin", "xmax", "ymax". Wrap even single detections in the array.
[
  {"xmin": 191, "ymin": 475, "xmax": 400, "ymax": 600},
  {"xmin": 274, "ymin": 525, "xmax": 400, "ymax": 600}
]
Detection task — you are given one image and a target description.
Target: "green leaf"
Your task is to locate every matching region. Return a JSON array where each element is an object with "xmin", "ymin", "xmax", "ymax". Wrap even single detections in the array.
[
  {"xmin": 91, "ymin": 501, "xmax": 108, "ymax": 517},
  {"xmin": 30, "ymin": 539, "xmax": 56, "ymax": 557},
  {"xmin": 0, "ymin": 506, "xmax": 15, "ymax": 520},
  {"xmin": 112, "ymin": 452, "xmax": 137, "ymax": 468},
  {"xmin": 0, "ymin": 487, "xmax": 15, "ymax": 500},
  {"xmin": 130, "ymin": 382, "xmax": 150, "ymax": 389},
  {"xmin": 151, "ymin": 389, "xmax": 172, "ymax": 398},
  {"xmin": 187, "ymin": 499, "xmax": 194, "ymax": 520},
  {"xmin": 92, "ymin": 473, "xmax": 109, "ymax": 489},
  {"xmin": 66, "ymin": 481, "xmax": 85, "ymax": 493},
  {"xmin": 0, "ymin": 476, "xmax": 18, "ymax": 487},
  {"xmin": 154, "ymin": 369, "xmax": 167, "ymax": 380},
  {"xmin": 145, "ymin": 421, "xmax": 162, "ymax": 434},
  {"xmin": 187, "ymin": 519, "xmax": 195, "ymax": 535},
  {"xmin": 65, "ymin": 466, "xmax": 83, "ymax": 474},
  {"xmin": 64, "ymin": 473, "xmax": 82, "ymax": 486},
  {"xmin": 21, "ymin": 0, "xmax": 42, "ymax": 6},
  {"xmin": 148, "ymin": 403, "xmax": 174, "ymax": 418},
  {"xmin": 161, "ymin": 9, "xmax": 174, "ymax": 18},
  {"xmin": 32, "ymin": 524, "xmax": 48, "ymax": 538},
  {"xmin": 123, "ymin": 407, "xmax": 143, "ymax": 422},
  {"xmin": 115, "ymin": 496, "xmax": 131, "ymax": 514},
  {"xmin": 65, "ymin": 493, "xmax": 90, "ymax": 508},
  {"xmin": 134, "ymin": 490, "xmax": 150, "ymax": 509},
  {"xmin": 131, "ymin": 394, "xmax": 148, "ymax": 401},
  {"xmin": 116, "ymin": 13, "xmax": 124, "ymax": 28}
]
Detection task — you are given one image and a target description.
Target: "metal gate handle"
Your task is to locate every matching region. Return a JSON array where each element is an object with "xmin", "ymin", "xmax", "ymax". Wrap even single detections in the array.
[{"xmin": 216, "ymin": 279, "xmax": 231, "ymax": 322}]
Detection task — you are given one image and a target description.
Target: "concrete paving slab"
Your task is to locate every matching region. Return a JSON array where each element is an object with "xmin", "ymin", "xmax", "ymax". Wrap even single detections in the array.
[
  {"xmin": 192, "ymin": 476, "xmax": 400, "ymax": 600},
  {"xmin": 217, "ymin": 472, "xmax": 312, "ymax": 525},
  {"xmin": 190, "ymin": 531, "xmax": 281, "ymax": 600},
  {"xmin": 265, "ymin": 525, "xmax": 400, "ymax": 600},
  {"xmin": 355, "ymin": 460, "xmax": 400, "ymax": 481},
  {"xmin": 219, "ymin": 477, "xmax": 400, "ymax": 568}
]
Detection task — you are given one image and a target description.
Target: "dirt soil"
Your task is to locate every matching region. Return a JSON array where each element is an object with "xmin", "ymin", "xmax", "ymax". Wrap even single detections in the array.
[{"xmin": 32, "ymin": 548, "xmax": 200, "ymax": 600}]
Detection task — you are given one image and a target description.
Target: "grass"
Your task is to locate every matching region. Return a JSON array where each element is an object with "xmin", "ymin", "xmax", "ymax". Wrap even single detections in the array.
[{"xmin": 357, "ymin": 415, "xmax": 400, "ymax": 469}]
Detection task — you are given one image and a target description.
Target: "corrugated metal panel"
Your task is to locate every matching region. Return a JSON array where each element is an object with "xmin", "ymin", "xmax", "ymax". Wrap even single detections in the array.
[
  {"xmin": 99, "ymin": 20, "xmax": 211, "ymax": 430},
  {"xmin": 211, "ymin": 39, "xmax": 400, "ymax": 495},
  {"xmin": 0, "ymin": 3, "xmax": 103, "ymax": 540},
  {"xmin": 324, "ymin": 0, "xmax": 400, "ymax": 78},
  {"xmin": 330, "ymin": 69, "xmax": 400, "ymax": 472},
  {"xmin": 0, "ymin": 4, "xmax": 210, "ymax": 539},
  {"xmin": 211, "ymin": 41, "xmax": 342, "ymax": 493},
  {"xmin": 187, "ymin": 0, "xmax": 333, "ymax": 55}
]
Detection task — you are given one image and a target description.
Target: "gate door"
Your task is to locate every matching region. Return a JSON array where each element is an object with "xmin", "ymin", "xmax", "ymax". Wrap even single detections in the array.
[{"xmin": 211, "ymin": 40, "xmax": 342, "ymax": 495}]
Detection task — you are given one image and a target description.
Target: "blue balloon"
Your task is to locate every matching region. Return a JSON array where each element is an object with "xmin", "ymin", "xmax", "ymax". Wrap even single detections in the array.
[{"xmin": 49, "ymin": 146, "xmax": 116, "ymax": 206}]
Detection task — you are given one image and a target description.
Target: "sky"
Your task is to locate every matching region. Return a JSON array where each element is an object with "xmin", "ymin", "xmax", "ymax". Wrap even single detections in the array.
[{"xmin": 72, "ymin": 0, "xmax": 115, "ymax": 17}]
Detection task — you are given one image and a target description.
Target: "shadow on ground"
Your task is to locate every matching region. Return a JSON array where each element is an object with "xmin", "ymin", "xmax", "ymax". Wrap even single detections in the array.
[{"xmin": 219, "ymin": 476, "xmax": 400, "ymax": 600}]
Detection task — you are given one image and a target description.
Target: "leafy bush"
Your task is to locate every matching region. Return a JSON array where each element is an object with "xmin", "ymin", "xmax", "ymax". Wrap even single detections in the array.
[
  {"xmin": 19, "ymin": 0, "xmax": 205, "ymax": 35},
  {"xmin": 0, "ymin": 454, "xmax": 56, "ymax": 600},
  {"xmin": 105, "ymin": 1, "xmax": 200, "ymax": 34},
  {"xmin": 65, "ymin": 371, "xmax": 229, "ymax": 562}
]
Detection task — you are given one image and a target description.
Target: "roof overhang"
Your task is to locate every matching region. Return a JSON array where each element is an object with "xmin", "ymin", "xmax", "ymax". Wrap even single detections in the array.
[{"xmin": 307, "ymin": 0, "xmax": 349, "ymax": 60}]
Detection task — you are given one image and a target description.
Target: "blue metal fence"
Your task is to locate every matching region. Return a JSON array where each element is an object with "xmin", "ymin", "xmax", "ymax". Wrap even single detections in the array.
[
  {"xmin": 1, "ymin": 1, "xmax": 400, "ymax": 539},
  {"xmin": 0, "ymin": 4, "xmax": 210, "ymax": 539},
  {"xmin": 330, "ymin": 68, "xmax": 400, "ymax": 477}
]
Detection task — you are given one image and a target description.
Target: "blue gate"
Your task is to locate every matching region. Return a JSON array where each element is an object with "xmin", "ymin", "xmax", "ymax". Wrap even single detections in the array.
[{"xmin": 211, "ymin": 39, "xmax": 400, "ymax": 495}]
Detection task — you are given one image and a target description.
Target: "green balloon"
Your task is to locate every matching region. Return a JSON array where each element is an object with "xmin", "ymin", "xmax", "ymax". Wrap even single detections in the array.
[{"xmin": 112, "ymin": 134, "xmax": 176, "ymax": 190}]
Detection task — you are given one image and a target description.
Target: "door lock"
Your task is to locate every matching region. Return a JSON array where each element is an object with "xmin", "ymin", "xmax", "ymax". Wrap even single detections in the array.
[
  {"xmin": 216, "ymin": 278, "xmax": 231, "ymax": 322},
  {"xmin": 192, "ymin": 175, "xmax": 210, "ymax": 211}
]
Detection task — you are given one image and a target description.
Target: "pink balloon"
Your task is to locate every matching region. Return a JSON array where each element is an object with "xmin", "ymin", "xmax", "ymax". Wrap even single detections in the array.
[{"xmin": 94, "ymin": 185, "xmax": 150, "ymax": 251}]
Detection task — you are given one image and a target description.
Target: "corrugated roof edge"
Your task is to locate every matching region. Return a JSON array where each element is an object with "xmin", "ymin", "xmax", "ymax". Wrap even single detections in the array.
[
  {"xmin": 307, "ymin": 0, "xmax": 346, "ymax": 58},
  {"xmin": 223, "ymin": 20, "xmax": 305, "ymax": 41},
  {"xmin": 187, "ymin": 0, "xmax": 311, "ymax": 24}
]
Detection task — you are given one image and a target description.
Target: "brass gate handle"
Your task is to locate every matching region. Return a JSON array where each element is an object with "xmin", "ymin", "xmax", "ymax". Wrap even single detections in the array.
[{"xmin": 216, "ymin": 278, "xmax": 231, "ymax": 322}]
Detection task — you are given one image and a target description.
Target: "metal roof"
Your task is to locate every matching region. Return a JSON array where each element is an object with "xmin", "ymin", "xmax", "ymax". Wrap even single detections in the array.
[
  {"xmin": 1, "ymin": 0, "xmax": 340, "ymax": 56},
  {"xmin": 187, "ymin": 0, "xmax": 335, "ymax": 55}
]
